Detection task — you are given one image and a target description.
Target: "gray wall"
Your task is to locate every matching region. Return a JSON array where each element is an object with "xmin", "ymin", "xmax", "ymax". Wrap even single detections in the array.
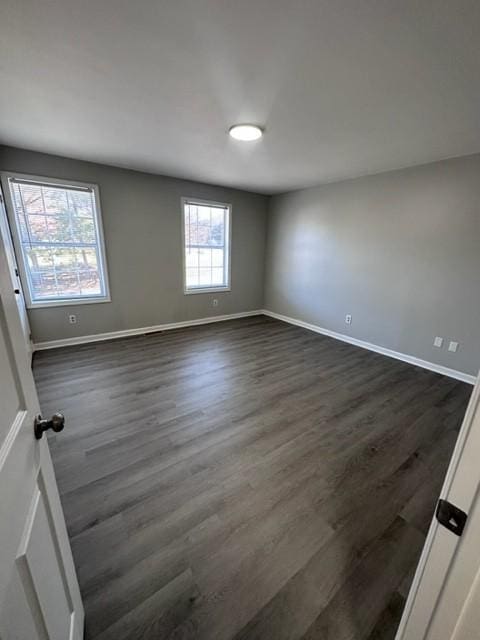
[
  {"xmin": 0, "ymin": 146, "xmax": 268, "ymax": 343},
  {"xmin": 2, "ymin": 145, "xmax": 479, "ymax": 377},
  {"xmin": 265, "ymin": 155, "xmax": 480, "ymax": 377}
]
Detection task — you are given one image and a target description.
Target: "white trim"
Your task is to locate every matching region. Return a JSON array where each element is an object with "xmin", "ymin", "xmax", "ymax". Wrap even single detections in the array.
[
  {"xmin": 33, "ymin": 308, "xmax": 478, "ymax": 384},
  {"xmin": 183, "ymin": 286, "xmax": 231, "ymax": 295},
  {"xmin": 26, "ymin": 295, "xmax": 112, "ymax": 309},
  {"xmin": 33, "ymin": 310, "xmax": 263, "ymax": 350},
  {"xmin": 181, "ymin": 196, "xmax": 232, "ymax": 295},
  {"xmin": 0, "ymin": 171, "xmax": 111, "ymax": 309},
  {"xmin": 262, "ymin": 309, "xmax": 477, "ymax": 385}
]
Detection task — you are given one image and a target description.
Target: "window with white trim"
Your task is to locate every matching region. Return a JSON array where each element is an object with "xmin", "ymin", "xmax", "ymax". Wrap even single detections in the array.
[
  {"xmin": 182, "ymin": 198, "xmax": 231, "ymax": 293},
  {"xmin": 4, "ymin": 174, "xmax": 110, "ymax": 307}
]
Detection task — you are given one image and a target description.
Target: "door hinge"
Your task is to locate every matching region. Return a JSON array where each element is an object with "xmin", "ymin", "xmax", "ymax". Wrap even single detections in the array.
[{"xmin": 436, "ymin": 499, "xmax": 467, "ymax": 537}]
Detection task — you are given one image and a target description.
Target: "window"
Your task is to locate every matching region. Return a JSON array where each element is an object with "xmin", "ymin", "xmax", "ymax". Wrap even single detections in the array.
[
  {"xmin": 182, "ymin": 198, "xmax": 231, "ymax": 293},
  {"xmin": 3, "ymin": 173, "xmax": 110, "ymax": 307}
]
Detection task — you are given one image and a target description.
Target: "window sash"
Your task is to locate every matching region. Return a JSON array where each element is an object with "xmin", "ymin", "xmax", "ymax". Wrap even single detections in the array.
[
  {"xmin": 2, "ymin": 173, "xmax": 110, "ymax": 307},
  {"xmin": 183, "ymin": 199, "xmax": 231, "ymax": 293},
  {"xmin": 187, "ymin": 243, "xmax": 226, "ymax": 250},
  {"xmin": 10, "ymin": 177, "xmax": 92, "ymax": 192}
]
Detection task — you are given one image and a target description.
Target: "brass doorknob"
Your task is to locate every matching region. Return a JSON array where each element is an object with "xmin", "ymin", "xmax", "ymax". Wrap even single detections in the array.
[{"xmin": 34, "ymin": 413, "xmax": 65, "ymax": 440}]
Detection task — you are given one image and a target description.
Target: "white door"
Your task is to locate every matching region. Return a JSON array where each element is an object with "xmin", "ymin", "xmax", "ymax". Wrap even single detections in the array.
[
  {"xmin": 0, "ymin": 189, "xmax": 32, "ymax": 358},
  {"xmin": 396, "ymin": 376, "xmax": 480, "ymax": 640},
  {"xmin": 427, "ymin": 489, "xmax": 480, "ymax": 640},
  {"xmin": 0, "ymin": 211, "xmax": 84, "ymax": 637}
]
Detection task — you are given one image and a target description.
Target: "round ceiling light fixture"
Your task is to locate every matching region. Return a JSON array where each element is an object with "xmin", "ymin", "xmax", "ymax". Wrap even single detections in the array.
[{"xmin": 228, "ymin": 124, "xmax": 263, "ymax": 141}]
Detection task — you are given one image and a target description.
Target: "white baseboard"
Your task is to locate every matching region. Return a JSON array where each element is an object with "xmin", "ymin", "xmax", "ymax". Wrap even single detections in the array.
[
  {"xmin": 33, "ymin": 310, "xmax": 263, "ymax": 351},
  {"xmin": 261, "ymin": 309, "xmax": 477, "ymax": 385},
  {"xmin": 33, "ymin": 307, "xmax": 478, "ymax": 385}
]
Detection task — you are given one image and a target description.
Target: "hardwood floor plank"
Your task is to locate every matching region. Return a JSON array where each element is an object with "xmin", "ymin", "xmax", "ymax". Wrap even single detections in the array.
[
  {"xmin": 94, "ymin": 568, "xmax": 199, "ymax": 640},
  {"xmin": 366, "ymin": 592, "xmax": 406, "ymax": 640},
  {"xmin": 232, "ymin": 416, "xmax": 454, "ymax": 640},
  {"xmin": 299, "ymin": 517, "xmax": 424, "ymax": 640},
  {"xmin": 32, "ymin": 316, "xmax": 471, "ymax": 639}
]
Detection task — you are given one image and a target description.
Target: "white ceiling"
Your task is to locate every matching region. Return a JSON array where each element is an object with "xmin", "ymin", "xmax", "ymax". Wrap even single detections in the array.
[{"xmin": 1, "ymin": 0, "xmax": 479, "ymax": 194}]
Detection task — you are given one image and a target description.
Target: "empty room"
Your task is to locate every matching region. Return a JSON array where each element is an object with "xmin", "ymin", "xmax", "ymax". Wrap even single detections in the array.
[{"xmin": 1, "ymin": 1, "xmax": 480, "ymax": 639}]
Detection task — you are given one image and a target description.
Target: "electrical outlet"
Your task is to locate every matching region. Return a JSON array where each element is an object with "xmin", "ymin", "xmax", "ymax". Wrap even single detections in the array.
[
  {"xmin": 212, "ymin": 299, "xmax": 219, "ymax": 307},
  {"xmin": 345, "ymin": 314, "xmax": 352, "ymax": 325},
  {"xmin": 68, "ymin": 314, "xmax": 77, "ymax": 324},
  {"xmin": 448, "ymin": 341, "xmax": 459, "ymax": 353},
  {"xmin": 433, "ymin": 336, "xmax": 443, "ymax": 348}
]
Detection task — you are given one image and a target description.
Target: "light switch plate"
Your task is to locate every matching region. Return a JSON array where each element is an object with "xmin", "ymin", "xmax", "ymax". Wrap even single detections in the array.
[
  {"xmin": 448, "ymin": 341, "xmax": 459, "ymax": 353},
  {"xmin": 434, "ymin": 337, "xmax": 443, "ymax": 348}
]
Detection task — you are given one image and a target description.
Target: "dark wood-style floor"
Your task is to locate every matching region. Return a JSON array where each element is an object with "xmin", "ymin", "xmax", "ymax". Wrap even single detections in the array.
[{"xmin": 33, "ymin": 316, "xmax": 472, "ymax": 640}]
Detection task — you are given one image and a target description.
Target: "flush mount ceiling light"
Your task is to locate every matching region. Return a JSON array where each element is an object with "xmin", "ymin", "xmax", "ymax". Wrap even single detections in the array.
[{"xmin": 228, "ymin": 124, "xmax": 263, "ymax": 141}]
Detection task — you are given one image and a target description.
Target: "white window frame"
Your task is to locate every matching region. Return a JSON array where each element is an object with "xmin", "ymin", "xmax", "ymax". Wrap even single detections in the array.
[
  {"xmin": 1, "ymin": 171, "xmax": 111, "ymax": 308},
  {"xmin": 181, "ymin": 197, "xmax": 232, "ymax": 295}
]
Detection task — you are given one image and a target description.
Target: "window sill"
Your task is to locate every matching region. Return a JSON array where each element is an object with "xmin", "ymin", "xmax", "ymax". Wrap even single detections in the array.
[
  {"xmin": 27, "ymin": 296, "xmax": 111, "ymax": 309},
  {"xmin": 184, "ymin": 287, "xmax": 231, "ymax": 296}
]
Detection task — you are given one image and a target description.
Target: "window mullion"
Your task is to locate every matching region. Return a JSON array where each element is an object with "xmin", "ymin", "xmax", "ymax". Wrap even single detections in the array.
[
  {"xmin": 17, "ymin": 184, "xmax": 34, "ymax": 248},
  {"xmin": 66, "ymin": 188, "xmax": 75, "ymax": 243},
  {"xmin": 19, "ymin": 241, "xmax": 97, "ymax": 248}
]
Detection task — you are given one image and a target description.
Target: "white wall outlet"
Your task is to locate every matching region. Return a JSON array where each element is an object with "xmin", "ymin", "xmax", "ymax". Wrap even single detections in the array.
[
  {"xmin": 345, "ymin": 314, "xmax": 352, "ymax": 325},
  {"xmin": 212, "ymin": 299, "xmax": 219, "ymax": 307},
  {"xmin": 448, "ymin": 341, "xmax": 459, "ymax": 353},
  {"xmin": 68, "ymin": 314, "xmax": 77, "ymax": 324},
  {"xmin": 433, "ymin": 336, "xmax": 443, "ymax": 348}
]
